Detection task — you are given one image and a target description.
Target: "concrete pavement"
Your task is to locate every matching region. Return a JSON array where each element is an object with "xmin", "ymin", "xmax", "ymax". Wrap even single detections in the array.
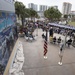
[{"xmin": 19, "ymin": 29, "xmax": 75, "ymax": 75}]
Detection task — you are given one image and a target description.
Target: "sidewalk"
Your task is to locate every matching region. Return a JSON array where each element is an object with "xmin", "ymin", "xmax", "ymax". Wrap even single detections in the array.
[{"xmin": 19, "ymin": 29, "xmax": 75, "ymax": 75}]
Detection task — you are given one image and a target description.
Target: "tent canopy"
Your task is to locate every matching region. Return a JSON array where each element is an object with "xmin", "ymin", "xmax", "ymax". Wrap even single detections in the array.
[{"xmin": 48, "ymin": 23, "xmax": 75, "ymax": 31}]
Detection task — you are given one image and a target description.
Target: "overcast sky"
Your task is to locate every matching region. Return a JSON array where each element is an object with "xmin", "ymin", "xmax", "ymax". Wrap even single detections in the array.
[{"xmin": 17, "ymin": 0, "xmax": 75, "ymax": 12}]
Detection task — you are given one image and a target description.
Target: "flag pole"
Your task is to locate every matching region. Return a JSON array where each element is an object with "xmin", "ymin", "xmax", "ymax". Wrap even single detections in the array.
[{"xmin": 44, "ymin": 26, "xmax": 48, "ymax": 59}]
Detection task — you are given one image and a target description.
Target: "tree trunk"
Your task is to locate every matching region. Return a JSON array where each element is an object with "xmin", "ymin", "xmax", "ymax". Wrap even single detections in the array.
[
  {"xmin": 31, "ymin": 17, "xmax": 32, "ymax": 21},
  {"xmin": 34, "ymin": 17, "xmax": 35, "ymax": 22},
  {"xmin": 21, "ymin": 17, "xmax": 24, "ymax": 26}
]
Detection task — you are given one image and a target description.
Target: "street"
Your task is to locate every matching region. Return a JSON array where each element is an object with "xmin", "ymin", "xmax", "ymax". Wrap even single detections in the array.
[{"xmin": 19, "ymin": 29, "xmax": 75, "ymax": 75}]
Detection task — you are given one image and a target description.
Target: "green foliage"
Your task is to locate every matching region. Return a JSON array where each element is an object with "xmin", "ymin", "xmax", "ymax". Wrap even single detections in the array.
[
  {"xmin": 15, "ymin": 1, "xmax": 25, "ymax": 18},
  {"xmin": 68, "ymin": 22, "xmax": 75, "ymax": 26},
  {"xmin": 64, "ymin": 15, "xmax": 68, "ymax": 19},
  {"xmin": 15, "ymin": 1, "xmax": 26, "ymax": 25},
  {"xmin": 29, "ymin": 8, "xmax": 38, "ymax": 18},
  {"xmin": 44, "ymin": 7, "xmax": 62, "ymax": 21},
  {"xmin": 25, "ymin": 8, "xmax": 38, "ymax": 20},
  {"xmin": 24, "ymin": 8, "xmax": 30, "ymax": 18},
  {"xmin": 15, "ymin": 1, "xmax": 38, "ymax": 24}
]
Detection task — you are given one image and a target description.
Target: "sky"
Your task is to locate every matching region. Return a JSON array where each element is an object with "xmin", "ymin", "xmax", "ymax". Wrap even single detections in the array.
[{"xmin": 17, "ymin": 0, "xmax": 75, "ymax": 12}]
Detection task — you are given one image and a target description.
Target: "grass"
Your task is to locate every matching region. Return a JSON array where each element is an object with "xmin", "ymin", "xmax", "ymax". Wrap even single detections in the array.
[{"xmin": 68, "ymin": 22, "xmax": 75, "ymax": 26}]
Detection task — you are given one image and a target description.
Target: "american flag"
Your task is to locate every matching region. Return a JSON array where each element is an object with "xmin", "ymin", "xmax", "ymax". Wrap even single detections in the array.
[{"xmin": 44, "ymin": 30, "xmax": 48, "ymax": 56}]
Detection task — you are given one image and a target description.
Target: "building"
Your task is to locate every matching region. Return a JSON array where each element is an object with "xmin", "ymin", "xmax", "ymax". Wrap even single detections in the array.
[
  {"xmin": 0, "ymin": 0, "xmax": 15, "ymax": 12},
  {"xmin": 39, "ymin": 5, "xmax": 47, "ymax": 11},
  {"xmin": 70, "ymin": 11, "xmax": 75, "ymax": 15},
  {"xmin": 62, "ymin": 2, "xmax": 72, "ymax": 15},
  {"xmin": 70, "ymin": 11, "xmax": 75, "ymax": 21},
  {"xmin": 37, "ymin": 11, "xmax": 44, "ymax": 18},
  {"xmin": 47, "ymin": 6, "xmax": 50, "ymax": 9},
  {"xmin": 0, "ymin": 0, "xmax": 17, "ymax": 74},
  {"xmin": 45, "ymin": 5, "xmax": 58, "ymax": 10},
  {"xmin": 51, "ymin": 6, "xmax": 58, "ymax": 9},
  {"xmin": 28, "ymin": 3, "xmax": 38, "ymax": 11}
]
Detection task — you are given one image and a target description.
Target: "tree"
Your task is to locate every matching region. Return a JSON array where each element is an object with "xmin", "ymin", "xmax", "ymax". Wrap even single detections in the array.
[
  {"xmin": 29, "ymin": 8, "xmax": 38, "ymax": 21},
  {"xmin": 63, "ymin": 15, "xmax": 68, "ymax": 20},
  {"xmin": 44, "ymin": 7, "xmax": 62, "ymax": 22},
  {"xmin": 24, "ymin": 8, "xmax": 30, "ymax": 18},
  {"xmin": 15, "ymin": 1, "xmax": 38, "ymax": 24},
  {"xmin": 15, "ymin": 1, "xmax": 25, "ymax": 25}
]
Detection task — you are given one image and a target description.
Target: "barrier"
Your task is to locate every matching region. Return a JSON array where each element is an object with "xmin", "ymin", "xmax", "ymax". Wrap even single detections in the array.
[{"xmin": 3, "ymin": 39, "xmax": 24, "ymax": 75}]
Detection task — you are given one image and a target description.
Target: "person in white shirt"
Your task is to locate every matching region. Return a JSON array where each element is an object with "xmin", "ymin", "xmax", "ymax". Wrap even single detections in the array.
[{"xmin": 58, "ymin": 40, "xmax": 64, "ymax": 65}]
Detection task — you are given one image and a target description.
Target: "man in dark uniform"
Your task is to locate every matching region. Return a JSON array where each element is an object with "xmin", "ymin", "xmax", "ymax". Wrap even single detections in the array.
[{"xmin": 49, "ymin": 27, "xmax": 53, "ymax": 37}]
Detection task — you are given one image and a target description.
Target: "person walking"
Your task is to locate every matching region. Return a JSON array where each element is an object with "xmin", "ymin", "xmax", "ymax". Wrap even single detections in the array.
[{"xmin": 58, "ymin": 40, "xmax": 64, "ymax": 65}]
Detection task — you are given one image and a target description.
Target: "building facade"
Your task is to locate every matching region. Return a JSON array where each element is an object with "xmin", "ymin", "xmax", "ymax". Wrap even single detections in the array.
[
  {"xmin": 62, "ymin": 2, "xmax": 72, "ymax": 15},
  {"xmin": 37, "ymin": 11, "xmax": 44, "ymax": 18},
  {"xmin": 39, "ymin": 5, "xmax": 47, "ymax": 11},
  {"xmin": 51, "ymin": 6, "xmax": 58, "ymax": 9},
  {"xmin": 28, "ymin": 3, "xmax": 38, "ymax": 11},
  {"xmin": 70, "ymin": 11, "xmax": 75, "ymax": 15},
  {"xmin": 70, "ymin": 11, "xmax": 75, "ymax": 21},
  {"xmin": 0, "ymin": 0, "xmax": 17, "ymax": 74}
]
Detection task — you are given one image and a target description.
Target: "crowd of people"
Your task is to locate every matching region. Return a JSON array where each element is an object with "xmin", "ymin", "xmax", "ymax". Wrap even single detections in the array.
[
  {"xmin": 41, "ymin": 23, "xmax": 75, "ymax": 48},
  {"xmin": 18, "ymin": 21, "xmax": 75, "ymax": 46},
  {"xmin": 19, "ymin": 22, "xmax": 39, "ymax": 41}
]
